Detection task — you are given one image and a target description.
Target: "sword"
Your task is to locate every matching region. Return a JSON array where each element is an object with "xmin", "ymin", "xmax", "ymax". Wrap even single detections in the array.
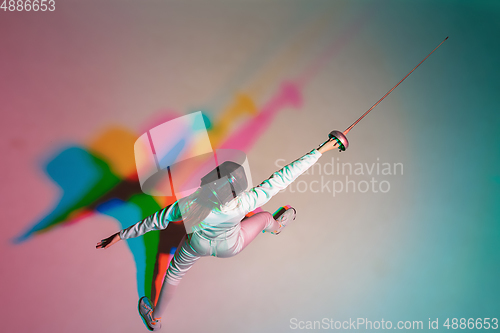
[{"xmin": 321, "ymin": 36, "xmax": 448, "ymax": 152}]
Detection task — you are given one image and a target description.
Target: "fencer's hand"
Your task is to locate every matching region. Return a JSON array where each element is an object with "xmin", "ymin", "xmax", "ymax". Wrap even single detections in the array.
[
  {"xmin": 316, "ymin": 138, "xmax": 339, "ymax": 154},
  {"xmin": 96, "ymin": 232, "xmax": 121, "ymax": 249}
]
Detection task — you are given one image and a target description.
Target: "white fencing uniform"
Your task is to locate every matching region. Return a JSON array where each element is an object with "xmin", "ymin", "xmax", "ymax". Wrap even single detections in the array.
[{"xmin": 118, "ymin": 149, "xmax": 323, "ymax": 317}]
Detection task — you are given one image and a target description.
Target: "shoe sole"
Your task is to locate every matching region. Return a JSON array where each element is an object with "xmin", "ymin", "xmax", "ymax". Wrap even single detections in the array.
[
  {"xmin": 272, "ymin": 206, "xmax": 296, "ymax": 234},
  {"xmin": 272, "ymin": 205, "xmax": 295, "ymax": 221}
]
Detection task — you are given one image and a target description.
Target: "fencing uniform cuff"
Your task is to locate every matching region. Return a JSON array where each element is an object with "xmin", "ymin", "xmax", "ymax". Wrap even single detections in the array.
[{"xmin": 311, "ymin": 148, "xmax": 322, "ymax": 156}]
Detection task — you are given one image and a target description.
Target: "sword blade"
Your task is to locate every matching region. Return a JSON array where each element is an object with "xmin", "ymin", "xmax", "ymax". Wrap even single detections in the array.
[{"xmin": 343, "ymin": 36, "xmax": 448, "ymax": 135}]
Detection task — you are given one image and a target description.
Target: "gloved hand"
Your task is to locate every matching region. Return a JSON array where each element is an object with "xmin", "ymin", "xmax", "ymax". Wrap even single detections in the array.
[{"xmin": 96, "ymin": 232, "xmax": 121, "ymax": 249}]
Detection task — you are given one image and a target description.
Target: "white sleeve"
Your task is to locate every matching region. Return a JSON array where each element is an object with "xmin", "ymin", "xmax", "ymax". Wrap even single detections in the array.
[
  {"xmin": 119, "ymin": 201, "xmax": 182, "ymax": 240},
  {"xmin": 237, "ymin": 149, "xmax": 322, "ymax": 214}
]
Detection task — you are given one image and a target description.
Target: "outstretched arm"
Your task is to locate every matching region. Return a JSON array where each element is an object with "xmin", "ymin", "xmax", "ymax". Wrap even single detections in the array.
[
  {"xmin": 237, "ymin": 138, "xmax": 338, "ymax": 214},
  {"xmin": 96, "ymin": 202, "xmax": 182, "ymax": 249}
]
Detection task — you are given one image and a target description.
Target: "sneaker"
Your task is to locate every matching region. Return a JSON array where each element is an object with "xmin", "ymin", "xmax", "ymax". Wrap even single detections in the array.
[
  {"xmin": 265, "ymin": 205, "xmax": 296, "ymax": 235},
  {"xmin": 138, "ymin": 296, "xmax": 162, "ymax": 331}
]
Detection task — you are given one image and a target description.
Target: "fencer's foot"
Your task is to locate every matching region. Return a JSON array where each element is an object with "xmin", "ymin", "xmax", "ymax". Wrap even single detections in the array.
[
  {"xmin": 138, "ymin": 296, "xmax": 162, "ymax": 331},
  {"xmin": 265, "ymin": 205, "xmax": 296, "ymax": 235}
]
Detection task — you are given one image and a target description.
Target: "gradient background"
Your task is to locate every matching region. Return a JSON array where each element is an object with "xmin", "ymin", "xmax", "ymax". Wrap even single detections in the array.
[{"xmin": 1, "ymin": 1, "xmax": 499, "ymax": 332}]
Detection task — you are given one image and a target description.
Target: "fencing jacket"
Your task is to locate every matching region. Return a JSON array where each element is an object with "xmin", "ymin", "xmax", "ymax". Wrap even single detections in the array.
[{"xmin": 119, "ymin": 149, "xmax": 322, "ymax": 240}]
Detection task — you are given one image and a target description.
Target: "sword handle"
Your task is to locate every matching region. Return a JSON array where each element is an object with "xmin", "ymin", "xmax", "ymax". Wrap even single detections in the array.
[{"xmin": 317, "ymin": 137, "xmax": 340, "ymax": 153}]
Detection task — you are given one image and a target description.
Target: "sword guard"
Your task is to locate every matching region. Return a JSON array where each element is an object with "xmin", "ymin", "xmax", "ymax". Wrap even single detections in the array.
[{"xmin": 328, "ymin": 130, "xmax": 349, "ymax": 151}]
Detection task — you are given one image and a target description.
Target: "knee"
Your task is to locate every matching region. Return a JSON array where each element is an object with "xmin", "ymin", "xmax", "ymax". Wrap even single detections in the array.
[{"xmin": 258, "ymin": 211, "xmax": 274, "ymax": 227}]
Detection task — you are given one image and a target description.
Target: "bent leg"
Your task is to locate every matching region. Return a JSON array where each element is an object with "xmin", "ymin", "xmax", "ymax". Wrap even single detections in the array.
[
  {"xmin": 238, "ymin": 211, "xmax": 279, "ymax": 252},
  {"xmin": 153, "ymin": 235, "xmax": 201, "ymax": 318}
]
